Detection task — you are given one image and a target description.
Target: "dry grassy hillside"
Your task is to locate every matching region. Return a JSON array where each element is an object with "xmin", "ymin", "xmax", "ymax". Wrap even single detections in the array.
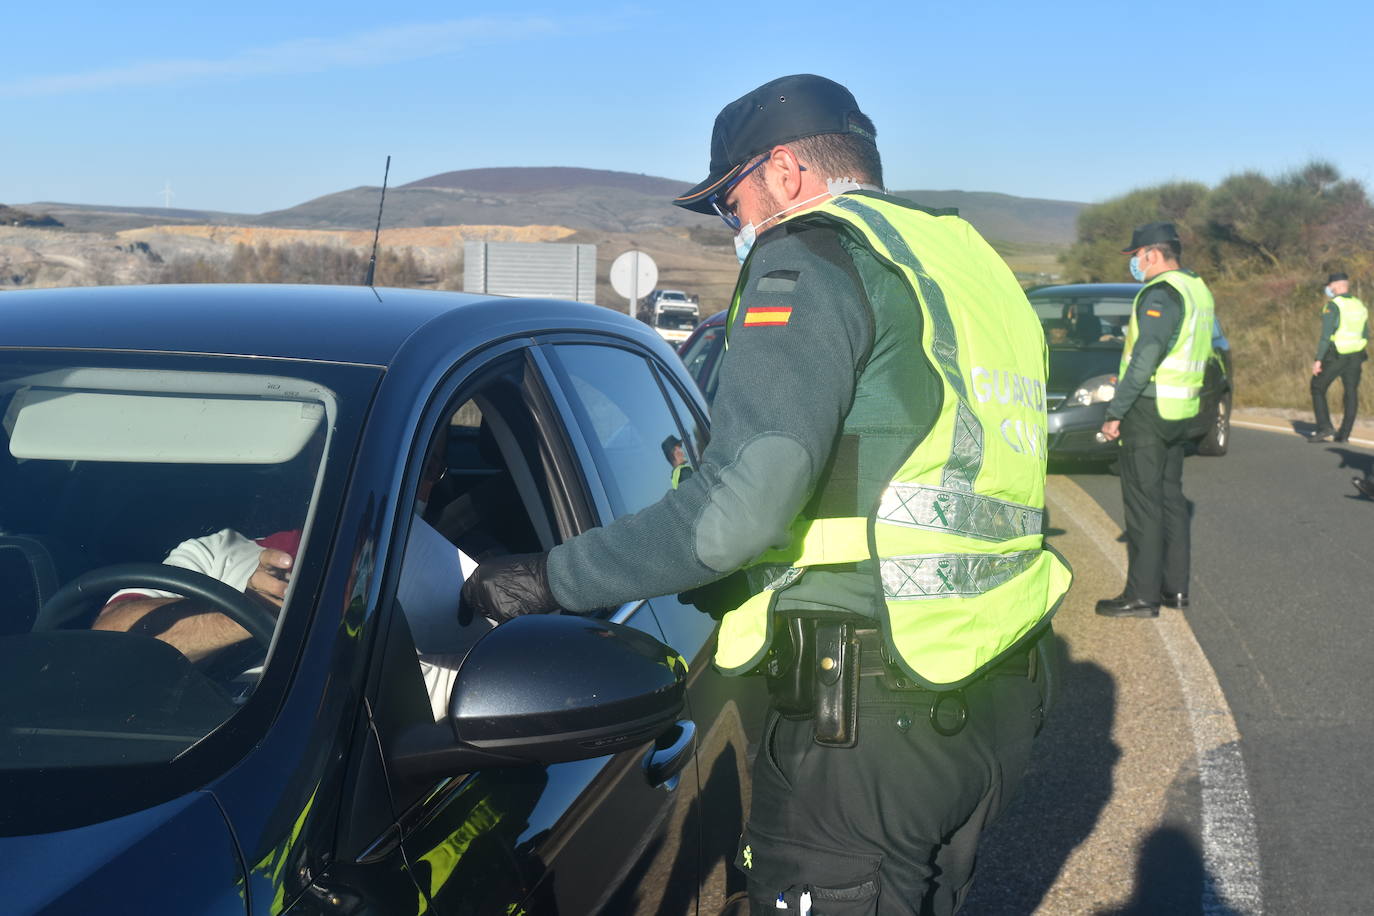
[
  {"xmin": 2, "ymin": 219, "xmax": 1051, "ymax": 326},
  {"xmin": 120, "ymin": 224, "xmax": 576, "ymax": 248},
  {"xmin": 0, "ymin": 222, "xmax": 742, "ymax": 307}
]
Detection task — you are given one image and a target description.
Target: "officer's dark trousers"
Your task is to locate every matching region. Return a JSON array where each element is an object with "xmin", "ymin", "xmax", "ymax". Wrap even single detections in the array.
[
  {"xmin": 1119, "ymin": 397, "xmax": 1191, "ymax": 601},
  {"xmin": 739, "ymin": 670, "xmax": 1042, "ymax": 915},
  {"xmin": 1310, "ymin": 350, "xmax": 1365, "ymax": 438}
]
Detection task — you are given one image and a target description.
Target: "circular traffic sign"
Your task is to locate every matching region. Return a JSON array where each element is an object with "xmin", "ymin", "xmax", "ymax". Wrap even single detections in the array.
[{"xmin": 609, "ymin": 250, "xmax": 658, "ymax": 302}]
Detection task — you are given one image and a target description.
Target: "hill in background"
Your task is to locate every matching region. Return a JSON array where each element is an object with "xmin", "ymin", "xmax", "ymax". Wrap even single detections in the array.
[
  {"xmin": 402, "ymin": 166, "xmax": 689, "ymax": 197},
  {"xmin": 893, "ymin": 189, "xmax": 1082, "ymax": 249},
  {"xmin": 21, "ymin": 166, "xmax": 1084, "ymax": 247},
  {"xmin": 20, "ymin": 202, "xmax": 255, "ymax": 233},
  {"xmin": 7, "ymin": 166, "xmax": 1080, "ymax": 295}
]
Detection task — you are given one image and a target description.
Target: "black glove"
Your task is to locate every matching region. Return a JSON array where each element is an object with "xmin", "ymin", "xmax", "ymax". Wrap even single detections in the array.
[
  {"xmin": 678, "ymin": 568, "xmax": 753, "ymax": 621},
  {"xmin": 459, "ymin": 552, "xmax": 557, "ymax": 625}
]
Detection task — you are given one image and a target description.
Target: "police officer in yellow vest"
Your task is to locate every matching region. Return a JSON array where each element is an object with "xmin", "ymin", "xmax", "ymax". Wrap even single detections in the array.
[
  {"xmin": 461, "ymin": 74, "xmax": 1071, "ymax": 914},
  {"xmin": 1307, "ymin": 271, "xmax": 1368, "ymax": 443},
  {"xmin": 1097, "ymin": 222, "xmax": 1214, "ymax": 617}
]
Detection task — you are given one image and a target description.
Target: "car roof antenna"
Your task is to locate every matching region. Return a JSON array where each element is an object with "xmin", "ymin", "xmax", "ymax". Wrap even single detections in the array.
[{"xmin": 363, "ymin": 155, "xmax": 391, "ymax": 287}]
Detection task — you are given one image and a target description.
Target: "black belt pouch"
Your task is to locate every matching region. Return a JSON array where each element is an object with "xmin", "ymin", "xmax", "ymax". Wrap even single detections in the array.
[{"xmin": 812, "ymin": 621, "xmax": 859, "ymax": 747}]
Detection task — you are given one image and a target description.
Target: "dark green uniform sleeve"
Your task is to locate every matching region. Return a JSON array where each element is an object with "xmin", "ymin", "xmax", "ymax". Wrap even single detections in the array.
[
  {"xmin": 1316, "ymin": 302, "xmax": 1339, "ymax": 361},
  {"xmin": 1106, "ymin": 284, "xmax": 1183, "ymax": 420},
  {"xmin": 545, "ymin": 221, "xmax": 874, "ymax": 612}
]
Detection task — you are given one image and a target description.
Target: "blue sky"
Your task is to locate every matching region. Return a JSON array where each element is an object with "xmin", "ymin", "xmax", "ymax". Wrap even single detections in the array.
[{"xmin": 4, "ymin": 0, "xmax": 1370, "ymax": 214}]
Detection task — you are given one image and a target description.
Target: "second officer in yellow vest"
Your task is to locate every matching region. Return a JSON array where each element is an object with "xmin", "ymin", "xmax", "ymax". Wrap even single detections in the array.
[
  {"xmin": 1097, "ymin": 222, "xmax": 1214, "ymax": 617},
  {"xmin": 1308, "ymin": 271, "xmax": 1367, "ymax": 443},
  {"xmin": 461, "ymin": 75, "xmax": 1069, "ymax": 914}
]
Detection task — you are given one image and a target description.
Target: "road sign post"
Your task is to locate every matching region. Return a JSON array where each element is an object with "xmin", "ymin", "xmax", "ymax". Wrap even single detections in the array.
[{"xmin": 609, "ymin": 250, "xmax": 659, "ymax": 321}]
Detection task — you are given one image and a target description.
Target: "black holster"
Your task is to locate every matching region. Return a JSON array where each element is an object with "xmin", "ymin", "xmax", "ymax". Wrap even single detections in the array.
[
  {"xmin": 764, "ymin": 619, "xmax": 859, "ymax": 748},
  {"xmin": 764, "ymin": 617, "xmax": 813, "ymax": 717}
]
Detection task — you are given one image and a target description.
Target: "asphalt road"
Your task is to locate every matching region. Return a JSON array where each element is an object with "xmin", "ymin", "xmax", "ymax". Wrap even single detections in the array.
[{"xmin": 1061, "ymin": 424, "xmax": 1374, "ymax": 914}]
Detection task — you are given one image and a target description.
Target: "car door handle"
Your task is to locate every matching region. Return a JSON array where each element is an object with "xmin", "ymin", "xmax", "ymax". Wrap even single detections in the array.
[{"xmin": 643, "ymin": 719, "xmax": 696, "ymax": 789}]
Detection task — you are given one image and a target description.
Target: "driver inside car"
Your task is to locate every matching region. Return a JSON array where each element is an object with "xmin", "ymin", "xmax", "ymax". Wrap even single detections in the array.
[
  {"xmin": 91, "ymin": 437, "xmax": 478, "ymax": 719},
  {"xmin": 92, "ymin": 529, "xmax": 297, "ymax": 662}
]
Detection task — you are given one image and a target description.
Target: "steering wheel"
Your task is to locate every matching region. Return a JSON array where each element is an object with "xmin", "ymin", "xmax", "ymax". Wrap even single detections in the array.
[{"xmin": 33, "ymin": 563, "xmax": 277, "ymax": 648}]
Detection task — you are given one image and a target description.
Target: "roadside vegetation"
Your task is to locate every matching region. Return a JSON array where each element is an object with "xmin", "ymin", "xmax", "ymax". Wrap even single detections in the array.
[
  {"xmin": 1062, "ymin": 161, "xmax": 1374, "ymax": 413},
  {"xmin": 153, "ymin": 242, "xmax": 447, "ymax": 289}
]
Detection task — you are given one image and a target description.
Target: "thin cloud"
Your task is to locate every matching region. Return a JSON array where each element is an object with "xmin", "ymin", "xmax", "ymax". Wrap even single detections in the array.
[{"xmin": 0, "ymin": 16, "xmax": 560, "ymax": 98}]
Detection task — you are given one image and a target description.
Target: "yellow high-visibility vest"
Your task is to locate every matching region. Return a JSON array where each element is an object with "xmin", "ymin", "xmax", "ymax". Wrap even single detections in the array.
[
  {"xmin": 1119, "ymin": 270, "xmax": 1215, "ymax": 421},
  {"xmin": 1330, "ymin": 295, "xmax": 1369, "ymax": 355},
  {"xmin": 714, "ymin": 194, "xmax": 1072, "ymax": 689}
]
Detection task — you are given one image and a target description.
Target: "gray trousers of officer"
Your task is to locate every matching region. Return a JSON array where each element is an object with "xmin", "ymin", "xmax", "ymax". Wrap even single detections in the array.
[
  {"xmin": 738, "ymin": 670, "xmax": 1042, "ymax": 915},
  {"xmin": 1119, "ymin": 396, "xmax": 1191, "ymax": 601},
  {"xmin": 1311, "ymin": 349, "xmax": 1365, "ymax": 439}
]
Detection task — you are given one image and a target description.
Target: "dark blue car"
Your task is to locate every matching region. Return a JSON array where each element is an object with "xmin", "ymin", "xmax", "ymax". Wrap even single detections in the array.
[
  {"xmin": 1028, "ymin": 283, "xmax": 1232, "ymax": 461},
  {"xmin": 0, "ymin": 284, "xmax": 762, "ymax": 915}
]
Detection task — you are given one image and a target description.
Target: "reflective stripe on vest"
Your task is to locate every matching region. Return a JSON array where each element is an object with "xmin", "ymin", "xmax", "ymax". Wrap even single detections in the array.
[
  {"xmin": 881, "ymin": 550, "xmax": 1040, "ymax": 599},
  {"xmin": 1120, "ymin": 270, "xmax": 1215, "ymax": 421},
  {"xmin": 711, "ymin": 194, "xmax": 1072, "ymax": 688},
  {"xmin": 1330, "ymin": 295, "xmax": 1369, "ymax": 355},
  {"xmin": 879, "ymin": 483, "xmax": 1043, "ymax": 541}
]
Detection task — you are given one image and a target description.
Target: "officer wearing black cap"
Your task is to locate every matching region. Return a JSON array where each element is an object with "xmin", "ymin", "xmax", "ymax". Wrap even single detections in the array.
[
  {"xmin": 1096, "ymin": 222, "xmax": 1215, "ymax": 617},
  {"xmin": 1308, "ymin": 271, "xmax": 1368, "ymax": 443},
  {"xmin": 461, "ymin": 74, "xmax": 1068, "ymax": 914}
]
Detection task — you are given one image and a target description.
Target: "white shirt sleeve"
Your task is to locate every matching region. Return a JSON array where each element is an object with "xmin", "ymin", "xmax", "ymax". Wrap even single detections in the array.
[
  {"xmin": 415, "ymin": 546, "xmax": 483, "ymax": 721},
  {"xmin": 108, "ymin": 528, "xmax": 264, "ymax": 602}
]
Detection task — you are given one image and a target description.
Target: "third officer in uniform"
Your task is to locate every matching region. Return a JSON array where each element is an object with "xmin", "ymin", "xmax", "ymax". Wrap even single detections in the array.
[
  {"xmin": 1308, "ymin": 271, "xmax": 1367, "ymax": 443},
  {"xmin": 461, "ymin": 74, "xmax": 1071, "ymax": 913},
  {"xmin": 1097, "ymin": 222, "xmax": 1215, "ymax": 617}
]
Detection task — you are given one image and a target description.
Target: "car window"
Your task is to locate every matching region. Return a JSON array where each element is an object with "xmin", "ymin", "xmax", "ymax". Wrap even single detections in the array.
[
  {"xmin": 658, "ymin": 366, "xmax": 708, "ymax": 463},
  {"xmin": 680, "ymin": 322, "xmax": 726, "ymax": 403},
  {"xmin": 0, "ymin": 354, "xmax": 351, "ymax": 773},
  {"xmin": 1029, "ymin": 296, "xmax": 1133, "ymax": 348},
  {"xmin": 384, "ymin": 353, "xmax": 559, "ymax": 725},
  {"xmin": 550, "ymin": 344, "xmax": 692, "ymax": 518},
  {"xmin": 655, "ymin": 311, "xmax": 698, "ymax": 332}
]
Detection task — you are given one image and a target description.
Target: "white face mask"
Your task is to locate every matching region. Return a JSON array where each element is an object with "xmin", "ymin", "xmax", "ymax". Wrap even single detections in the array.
[
  {"xmin": 734, "ymin": 190, "xmax": 835, "ymax": 264},
  {"xmin": 1325, "ymin": 285, "xmax": 1336, "ymax": 299},
  {"xmin": 1129, "ymin": 255, "xmax": 1147, "ymax": 282},
  {"xmin": 734, "ymin": 222, "xmax": 757, "ymax": 264}
]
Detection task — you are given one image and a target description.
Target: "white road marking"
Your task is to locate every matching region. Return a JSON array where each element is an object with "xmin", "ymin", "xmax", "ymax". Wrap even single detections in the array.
[{"xmin": 1051, "ymin": 478, "xmax": 1265, "ymax": 914}]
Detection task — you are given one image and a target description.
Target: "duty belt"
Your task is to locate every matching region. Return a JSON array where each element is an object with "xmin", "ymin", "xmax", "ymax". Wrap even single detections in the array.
[
  {"xmin": 765, "ymin": 620, "xmax": 1041, "ymax": 741},
  {"xmin": 853, "ymin": 628, "xmax": 1037, "ymax": 685}
]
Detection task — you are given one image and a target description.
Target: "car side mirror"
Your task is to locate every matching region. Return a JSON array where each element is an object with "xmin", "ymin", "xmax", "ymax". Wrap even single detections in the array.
[{"xmin": 387, "ymin": 614, "xmax": 687, "ymax": 785}]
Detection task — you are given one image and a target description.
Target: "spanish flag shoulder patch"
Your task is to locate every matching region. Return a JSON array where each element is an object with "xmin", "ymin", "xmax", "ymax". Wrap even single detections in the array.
[
  {"xmin": 743, "ymin": 306, "xmax": 792, "ymax": 327},
  {"xmin": 1145, "ymin": 308, "xmax": 1162, "ymax": 318}
]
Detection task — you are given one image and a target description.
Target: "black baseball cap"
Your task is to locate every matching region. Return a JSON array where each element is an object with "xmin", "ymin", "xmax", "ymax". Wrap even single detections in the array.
[
  {"xmin": 674, "ymin": 74, "xmax": 872, "ymax": 213},
  {"xmin": 1328, "ymin": 272, "xmax": 1349, "ymax": 283},
  {"xmin": 1121, "ymin": 221, "xmax": 1181, "ymax": 253}
]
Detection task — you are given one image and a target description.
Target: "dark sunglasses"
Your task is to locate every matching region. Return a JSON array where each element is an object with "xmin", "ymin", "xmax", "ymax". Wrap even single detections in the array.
[{"xmin": 707, "ymin": 157, "xmax": 806, "ymax": 232}]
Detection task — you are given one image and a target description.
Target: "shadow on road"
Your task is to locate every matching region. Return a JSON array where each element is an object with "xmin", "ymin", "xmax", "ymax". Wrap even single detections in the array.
[
  {"xmin": 1094, "ymin": 826, "xmax": 1247, "ymax": 916},
  {"xmin": 962, "ymin": 635, "xmax": 1119, "ymax": 914},
  {"xmin": 1289, "ymin": 418, "xmax": 1318, "ymax": 438},
  {"xmin": 1325, "ymin": 446, "xmax": 1374, "ymax": 476}
]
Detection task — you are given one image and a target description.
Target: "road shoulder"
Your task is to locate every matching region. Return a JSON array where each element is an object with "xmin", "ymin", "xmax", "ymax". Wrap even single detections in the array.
[{"xmin": 969, "ymin": 475, "xmax": 1260, "ymax": 914}]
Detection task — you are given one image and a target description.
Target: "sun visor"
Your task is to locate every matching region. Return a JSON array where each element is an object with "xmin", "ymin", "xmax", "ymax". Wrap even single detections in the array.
[{"xmin": 5, "ymin": 388, "xmax": 325, "ymax": 464}]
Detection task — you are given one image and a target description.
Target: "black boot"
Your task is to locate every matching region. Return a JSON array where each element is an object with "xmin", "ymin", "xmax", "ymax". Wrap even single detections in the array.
[{"xmin": 1095, "ymin": 594, "xmax": 1160, "ymax": 618}]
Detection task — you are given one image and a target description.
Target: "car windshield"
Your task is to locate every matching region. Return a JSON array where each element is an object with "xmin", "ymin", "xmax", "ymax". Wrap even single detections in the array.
[
  {"xmin": 655, "ymin": 311, "xmax": 697, "ymax": 331},
  {"xmin": 0, "ymin": 351, "xmax": 365, "ymax": 773},
  {"xmin": 1031, "ymin": 296, "xmax": 1133, "ymax": 349}
]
